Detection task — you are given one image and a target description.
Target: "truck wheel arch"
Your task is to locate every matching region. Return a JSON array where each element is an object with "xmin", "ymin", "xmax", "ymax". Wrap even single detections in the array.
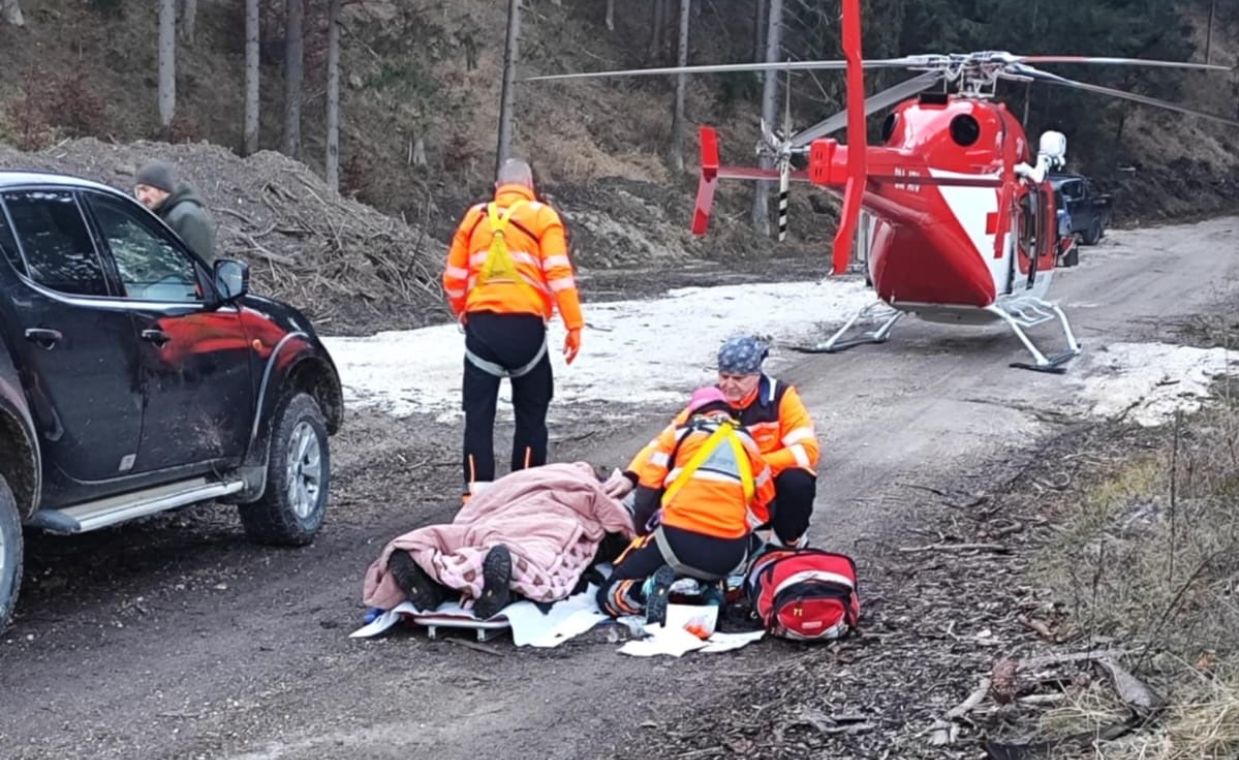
[
  {"xmin": 0, "ymin": 409, "xmax": 40, "ymax": 520},
  {"xmin": 246, "ymin": 347, "xmax": 343, "ymax": 470}
]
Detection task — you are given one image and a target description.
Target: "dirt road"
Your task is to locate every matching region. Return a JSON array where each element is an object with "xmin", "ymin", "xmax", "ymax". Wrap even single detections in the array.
[{"xmin": 1, "ymin": 219, "xmax": 1235, "ymax": 759}]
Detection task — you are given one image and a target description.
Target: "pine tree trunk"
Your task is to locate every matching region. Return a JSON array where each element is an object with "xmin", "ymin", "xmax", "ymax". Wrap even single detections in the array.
[
  {"xmin": 158, "ymin": 0, "xmax": 177, "ymax": 128},
  {"xmin": 753, "ymin": 0, "xmax": 766, "ymax": 61},
  {"xmin": 648, "ymin": 0, "xmax": 664, "ymax": 62},
  {"xmin": 283, "ymin": 0, "xmax": 304, "ymax": 159},
  {"xmin": 495, "ymin": 0, "xmax": 521, "ymax": 178},
  {"xmin": 605, "ymin": 0, "xmax": 614, "ymax": 31},
  {"xmin": 325, "ymin": 0, "xmax": 341, "ymax": 192},
  {"xmin": 243, "ymin": 0, "xmax": 260, "ymax": 156},
  {"xmin": 179, "ymin": 0, "xmax": 197, "ymax": 44},
  {"xmin": 662, "ymin": 0, "xmax": 676, "ymax": 59},
  {"xmin": 752, "ymin": 0, "xmax": 782, "ymax": 235},
  {"xmin": 670, "ymin": 0, "xmax": 691, "ymax": 172},
  {"xmin": 2, "ymin": 0, "xmax": 25, "ymax": 27}
]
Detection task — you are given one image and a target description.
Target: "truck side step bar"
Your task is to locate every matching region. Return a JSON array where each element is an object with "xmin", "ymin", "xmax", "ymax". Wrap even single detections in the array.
[{"xmin": 30, "ymin": 477, "xmax": 246, "ymax": 535}]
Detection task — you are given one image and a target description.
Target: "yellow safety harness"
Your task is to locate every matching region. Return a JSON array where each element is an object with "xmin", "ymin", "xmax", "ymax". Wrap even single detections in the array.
[
  {"xmin": 660, "ymin": 418, "xmax": 755, "ymax": 507},
  {"xmin": 478, "ymin": 200, "xmax": 529, "ymax": 286}
]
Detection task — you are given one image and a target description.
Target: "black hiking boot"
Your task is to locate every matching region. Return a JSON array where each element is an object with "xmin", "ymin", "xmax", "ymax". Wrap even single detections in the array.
[
  {"xmin": 387, "ymin": 550, "xmax": 445, "ymax": 611},
  {"xmin": 644, "ymin": 565, "xmax": 677, "ymax": 627},
  {"xmin": 473, "ymin": 544, "xmax": 513, "ymax": 619}
]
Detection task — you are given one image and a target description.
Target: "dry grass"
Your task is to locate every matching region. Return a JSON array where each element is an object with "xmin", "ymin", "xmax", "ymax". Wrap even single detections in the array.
[
  {"xmin": 1038, "ymin": 678, "xmax": 1133, "ymax": 742},
  {"xmin": 1029, "ymin": 356, "xmax": 1239, "ymax": 759},
  {"xmin": 1097, "ymin": 666, "xmax": 1239, "ymax": 760},
  {"xmin": 1033, "ymin": 404, "xmax": 1239, "ymax": 657}
]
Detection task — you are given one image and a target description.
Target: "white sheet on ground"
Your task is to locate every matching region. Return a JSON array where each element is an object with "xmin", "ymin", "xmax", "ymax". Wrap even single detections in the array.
[
  {"xmin": 351, "ymin": 593, "xmax": 766, "ymax": 655},
  {"xmin": 349, "ymin": 587, "xmax": 609, "ymax": 648},
  {"xmin": 505, "ymin": 590, "xmax": 611, "ymax": 648},
  {"xmin": 617, "ymin": 611, "xmax": 766, "ymax": 657}
]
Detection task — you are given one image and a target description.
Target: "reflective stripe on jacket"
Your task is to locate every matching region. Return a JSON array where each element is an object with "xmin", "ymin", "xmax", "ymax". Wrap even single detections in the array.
[
  {"xmin": 627, "ymin": 376, "xmax": 820, "ymax": 478},
  {"xmin": 734, "ymin": 376, "xmax": 820, "ymax": 475},
  {"xmin": 632, "ymin": 413, "xmax": 774, "ymax": 540},
  {"xmin": 443, "ymin": 184, "xmax": 583, "ymax": 330}
]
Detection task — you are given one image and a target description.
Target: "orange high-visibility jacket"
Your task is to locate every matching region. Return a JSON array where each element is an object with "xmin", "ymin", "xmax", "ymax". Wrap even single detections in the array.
[
  {"xmin": 733, "ymin": 377, "xmax": 820, "ymax": 475},
  {"xmin": 631, "ymin": 414, "xmax": 775, "ymax": 540},
  {"xmin": 443, "ymin": 184, "xmax": 583, "ymax": 330},
  {"xmin": 627, "ymin": 376, "xmax": 820, "ymax": 479}
]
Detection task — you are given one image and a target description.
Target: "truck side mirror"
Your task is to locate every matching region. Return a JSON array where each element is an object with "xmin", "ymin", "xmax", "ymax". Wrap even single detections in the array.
[{"xmin": 214, "ymin": 259, "xmax": 250, "ymax": 302}]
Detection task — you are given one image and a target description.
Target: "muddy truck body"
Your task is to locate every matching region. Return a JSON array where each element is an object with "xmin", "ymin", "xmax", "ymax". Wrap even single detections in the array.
[{"xmin": 0, "ymin": 171, "xmax": 343, "ymax": 629}]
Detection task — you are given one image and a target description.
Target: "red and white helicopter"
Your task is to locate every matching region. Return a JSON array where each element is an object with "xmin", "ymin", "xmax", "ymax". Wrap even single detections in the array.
[{"xmin": 526, "ymin": 0, "xmax": 1238, "ymax": 372}]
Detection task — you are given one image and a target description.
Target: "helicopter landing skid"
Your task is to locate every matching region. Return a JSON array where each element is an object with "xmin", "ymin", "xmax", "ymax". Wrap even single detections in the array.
[
  {"xmin": 986, "ymin": 298, "xmax": 1083, "ymax": 373},
  {"xmin": 792, "ymin": 305, "xmax": 904, "ymax": 354}
]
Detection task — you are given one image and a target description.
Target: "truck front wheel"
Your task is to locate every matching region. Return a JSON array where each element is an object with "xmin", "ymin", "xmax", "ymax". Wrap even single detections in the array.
[
  {"xmin": 1083, "ymin": 218, "xmax": 1104, "ymax": 246},
  {"xmin": 239, "ymin": 393, "xmax": 331, "ymax": 546},
  {"xmin": 0, "ymin": 475, "xmax": 23, "ymax": 632}
]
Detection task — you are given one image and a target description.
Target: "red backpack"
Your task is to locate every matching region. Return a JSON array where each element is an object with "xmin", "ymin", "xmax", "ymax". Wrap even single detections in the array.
[{"xmin": 745, "ymin": 548, "xmax": 860, "ymax": 641}]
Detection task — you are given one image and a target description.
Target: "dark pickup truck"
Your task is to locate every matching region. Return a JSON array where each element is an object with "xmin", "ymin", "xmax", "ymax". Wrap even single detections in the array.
[
  {"xmin": 0, "ymin": 171, "xmax": 344, "ymax": 629},
  {"xmin": 1050, "ymin": 173, "xmax": 1113, "ymax": 246}
]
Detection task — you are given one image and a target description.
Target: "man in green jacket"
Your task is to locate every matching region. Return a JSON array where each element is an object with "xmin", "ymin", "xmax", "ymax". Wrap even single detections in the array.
[{"xmin": 134, "ymin": 160, "xmax": 217, "ymax": 264}]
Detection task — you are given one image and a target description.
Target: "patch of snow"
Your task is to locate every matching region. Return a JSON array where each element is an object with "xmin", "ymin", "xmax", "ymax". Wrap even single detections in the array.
[
  {"xmin": 1074, "ymin": 342, "xmax": 1238, "ymax": 426},
  {"xmin": 324, "ymin": 279, "xmax": 874, "ymax": 418}
]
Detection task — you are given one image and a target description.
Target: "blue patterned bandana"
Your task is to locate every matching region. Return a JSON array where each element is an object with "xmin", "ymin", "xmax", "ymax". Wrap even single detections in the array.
[{"xmin": 717, "ymin": 336, "xmax": 768, "ymax": 375}]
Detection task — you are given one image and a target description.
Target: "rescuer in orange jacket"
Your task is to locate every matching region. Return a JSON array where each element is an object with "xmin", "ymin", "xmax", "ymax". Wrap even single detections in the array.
[
  {"xmin": 443, "ymin": 158, "xmax": 584, "ymax": 500},
  {"xmin": 604, "ymin": 335, "xmax": 819, "ymax": 548},
  {"xmin": 599, "ymin": 387, "xmax": 775, "ymax": 624}
]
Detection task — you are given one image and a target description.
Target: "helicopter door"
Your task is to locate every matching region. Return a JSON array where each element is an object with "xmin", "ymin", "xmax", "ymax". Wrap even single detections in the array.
[{"xmin": 1012, "ymin": 186, "xmax": 1056, "ymax": 292}]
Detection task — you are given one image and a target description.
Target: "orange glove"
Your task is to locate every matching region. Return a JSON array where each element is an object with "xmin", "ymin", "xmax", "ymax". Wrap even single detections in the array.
[{"xmin": 564, "ymin": 328, "xmax": 582, "ymax": 365}]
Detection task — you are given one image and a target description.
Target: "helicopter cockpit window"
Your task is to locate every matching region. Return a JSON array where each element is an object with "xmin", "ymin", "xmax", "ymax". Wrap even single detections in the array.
[{"xmin": 949, "ymin": 114, "xmax": 981, "ymax": 147}]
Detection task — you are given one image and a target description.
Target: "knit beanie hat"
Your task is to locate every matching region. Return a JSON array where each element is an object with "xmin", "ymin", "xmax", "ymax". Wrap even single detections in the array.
[{"xmin": 136, "ymin": 161, "xmax": 176, "ymax": 193}]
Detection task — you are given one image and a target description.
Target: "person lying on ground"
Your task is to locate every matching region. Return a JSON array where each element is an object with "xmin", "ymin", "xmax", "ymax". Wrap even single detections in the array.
[
  {"xmin": 362, "ymin": 462, "xmax": 634, "ymax": 619},
  {"xmin": 598, "ymin": 387, "xmax": 775, "ymax": 624}
]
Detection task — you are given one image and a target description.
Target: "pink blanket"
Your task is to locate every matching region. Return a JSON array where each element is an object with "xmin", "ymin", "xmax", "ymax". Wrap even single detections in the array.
[{"xmin": 362, "ymin": 462, "xmax": 635, "ymax": 610}]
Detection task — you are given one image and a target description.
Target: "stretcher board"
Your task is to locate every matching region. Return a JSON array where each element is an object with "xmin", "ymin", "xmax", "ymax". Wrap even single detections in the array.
[{"xmin": 410, "ymin": 611, "xmax": 511, "ymax": 642}]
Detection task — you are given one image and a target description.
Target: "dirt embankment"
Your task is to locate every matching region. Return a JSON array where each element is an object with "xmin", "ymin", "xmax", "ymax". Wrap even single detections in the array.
[{"xmin": 0, "ymin": 138, "xmax": 448, "ymax": 335}]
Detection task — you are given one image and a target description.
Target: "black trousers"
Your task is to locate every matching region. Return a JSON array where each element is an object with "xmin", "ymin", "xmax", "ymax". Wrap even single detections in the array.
[
  {"xmin": 598, "ymin": 526, "xmax": 749, "ymax": 616},
  {"xmin": 462, "ymin": 312, "xmax": 553, "ymax": 488},
  {"xmin": 770, "ymin": 469, "xmax": 816, "ymax": 544}
]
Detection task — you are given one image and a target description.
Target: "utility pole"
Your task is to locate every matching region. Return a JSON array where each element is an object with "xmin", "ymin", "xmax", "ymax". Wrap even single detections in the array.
[
  {"xmin": 496, "ymin": 0, "xmax": 521, "ymax": 180},
  {"xmin": 751, "ymin": 0, "xmax": 782, "ymax": 236}
]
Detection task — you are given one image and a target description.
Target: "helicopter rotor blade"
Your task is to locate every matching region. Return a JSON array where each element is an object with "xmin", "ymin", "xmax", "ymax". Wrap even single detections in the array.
[
  {"xmin": 1012, "ymin": 55, "xmax": 1231, "ymax": 72},
  {"xmin": 1013, "ymin": 65, "xmax": 1239, "ymax": 127},
  {"xmin": 520, "ymin": 57, "xmax": 930, "ymax": 83},
  {"xmin": 788, "ymin": 70, "xmax": 943, "ymax": 148}
]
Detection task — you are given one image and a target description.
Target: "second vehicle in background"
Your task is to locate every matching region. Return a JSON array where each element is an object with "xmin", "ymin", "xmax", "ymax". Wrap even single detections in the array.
[{"xmin": 1051, "ymin": 172, "xmax": 1113, "ymax": 246}]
